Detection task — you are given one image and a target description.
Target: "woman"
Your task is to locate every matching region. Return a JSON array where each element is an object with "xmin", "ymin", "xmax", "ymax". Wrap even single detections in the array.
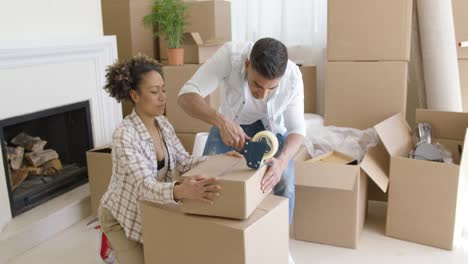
[{"xmin": 98, "ymin": 55, "xmax": 239, "ymax": 264}]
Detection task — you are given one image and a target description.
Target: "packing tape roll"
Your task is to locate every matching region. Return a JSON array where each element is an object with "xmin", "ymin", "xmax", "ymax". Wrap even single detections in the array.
[
  {"xmin": 252, "ymin": 130, "xmax": 279, "ymax": 160},
  {"xmin": 192, "ymin": 132, "xmax": 209, "ymax": 157}
]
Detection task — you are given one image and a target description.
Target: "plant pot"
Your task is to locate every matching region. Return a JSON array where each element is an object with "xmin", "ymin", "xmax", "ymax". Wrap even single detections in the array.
[{"xmin": 167, "ymin": 48, "xmax": 184, "ymax": 65}]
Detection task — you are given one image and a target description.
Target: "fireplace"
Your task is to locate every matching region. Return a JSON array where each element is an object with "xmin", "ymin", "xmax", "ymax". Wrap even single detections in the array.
[{"xmin": 0, "ymin": 101, "xmax": 93, "ymax": 216}]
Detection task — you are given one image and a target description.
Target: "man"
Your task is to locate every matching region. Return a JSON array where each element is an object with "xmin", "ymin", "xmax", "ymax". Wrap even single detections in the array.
[{"xmin": 178, "ymin": 38, "xmax": 305, "ymax": 263}]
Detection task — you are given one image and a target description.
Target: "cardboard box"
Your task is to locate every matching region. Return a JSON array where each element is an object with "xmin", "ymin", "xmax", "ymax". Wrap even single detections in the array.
[
  {"xmin": 182, "ymin": 32, "xmax": 224, "ymax": 64},
  {"xmin": 293, "ymin": 144, "xmax": 389, "ymax": 248},
  {"xmin": 452, "ymin": 0, "xmax": 468, "ymax": 59},
  {"xmin": 141, "ymin": 195, "xmax": 288, "ymax": 264},
  {"xmin": 180, "ymin": 155, "xmax": 269, "ymax": 219},
  {"xmin": 327, "ymin": 0, "xmax": 412, "ymax": 61},
  {"xmin": 164, "ymin": 64, "xmax": 220, "ymax": 133},
  {"xmin": 324, "ymin": 61, "xmax": 408, "ymax": 130},
  {"xmin": 459, "ymin": 59, "xmax": 468, "ymax": 112},
  {"xmin": 375, "ymin": 110, "xmax": 468, "ymax": 250},
  {"xmin": 176, "ymin": 132, "xmax": 196, "ymax": 154},
  {"xmin": 86, "ymin": 146, "xmax": 113, "ymax": 215},
  {"xmin": 101, "ymin": 0, "xmax": 155, "ymax": 60},
  {"xmin": 299, "ymin": 65, "xmax": 317, "ymax": 113},
  {"xmin": 159, "ymin": 0, "xmax": 231, "ymax": 60}
]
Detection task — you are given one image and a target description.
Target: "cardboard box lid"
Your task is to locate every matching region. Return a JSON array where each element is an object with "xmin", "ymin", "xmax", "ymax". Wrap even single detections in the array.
[
  {"xmin": 374, "ymin": 113, "xmax": 413, "ymax": 158},
  {"xmin": 373, "ymin": 110, "xmax": 468, "ymax": 182},
  {"xmin": 185, "ymin": 32, "xmax": 224, "ymax": 47},
  {"xmin": 295, "ymin": 146, "xmax": 390, "ymax": 192},
  {"xmin": 415, "ymin": 109, "xmax": 468, "ymax": 142},
  {"xmin": 141, "ymin": 194, "xmax": 287, "ymax": 230},
  {"xmin": 182, "ymin": 155, "xmax": 265, "ymax": 182}
]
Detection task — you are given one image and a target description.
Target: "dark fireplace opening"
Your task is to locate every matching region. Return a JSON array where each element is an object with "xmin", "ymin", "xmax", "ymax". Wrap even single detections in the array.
[{"xmin": 0, "ymin": 101, "xmax": 93, "ymax": 216}]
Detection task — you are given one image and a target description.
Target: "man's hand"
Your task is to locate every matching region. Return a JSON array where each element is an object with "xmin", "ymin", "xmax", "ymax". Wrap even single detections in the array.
[
  {"xmin": 261, "ymin": 157, "xmax": 287, "ymax": 193},
  {"xmin": 173, "ymin": 176, "xmax": 221, "ymax": 204},
  {"xmin": 219, "ymin": 117, "xmax": 251, "ymax": 150}
]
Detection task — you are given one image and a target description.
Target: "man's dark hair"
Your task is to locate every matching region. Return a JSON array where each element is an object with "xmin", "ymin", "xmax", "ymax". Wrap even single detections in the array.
[{"xmin": 250, "ymin": 38, "xmax": 288, "ymax": 80}]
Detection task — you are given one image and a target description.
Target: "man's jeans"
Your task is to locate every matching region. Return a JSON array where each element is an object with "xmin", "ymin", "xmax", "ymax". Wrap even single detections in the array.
[{"xmin": 202, "ymin": 120, "xmax": 295, "ymax": 224}]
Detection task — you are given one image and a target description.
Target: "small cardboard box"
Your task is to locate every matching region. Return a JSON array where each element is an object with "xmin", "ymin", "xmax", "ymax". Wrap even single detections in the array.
[
  {"xmin": 459, "ymin": 59, "xmax": 468, "ymax": 111},
  {"xmin": 452, "ymin": 0, "xmax": 468, "ymax": 59},
  {"xmin": 141, "ymin": 195, "xmax": 288, "ymax": 264},
  {"xmin": 293, "ymin": 144, "xmax": 390, "ymax": 249},
  {"xmin": 86, "ymin": 146, "xmax": 113, "ymax": 215},
  {"xmin": 375, "ymin": 110, "xmax": 468, "ymax": 250},
  {"xmin": 164, "ymin": 64, "xmax": 220, "ymax": 133},
  {"xmin": 181, "ymin": 155, "xmax": 269, "ymax": 219},
  {"xmin": 327, "ymin": 0, "xmax": 412, "ymax": 61},
  {"xmin": 299, "ymin": 65, "xmax": 317, "ymax": 113},
  {"xmin": 324, "ymin": 61, "xmax": 408, "ymax": 130},
  {"xmin": 101, "ymin": 0, "xmax": 155, "ymax": 60},
  {"xmin": 183, "ymin": 32, "xmax": 224, "ymax": 64},
  {"xmin": 159, "ymin": 0, "xmax": 231, "ymax": 60},
  {"xmin": 176, "ymin": 132, "xmax": 197, "ymax": 154}
]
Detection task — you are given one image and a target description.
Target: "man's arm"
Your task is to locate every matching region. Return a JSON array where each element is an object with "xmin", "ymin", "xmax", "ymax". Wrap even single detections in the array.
[
  {"xmin": 178, "ymin": 93, "xmax": 250, "ymax": 150},
  {"xmin": 177, "ymin": 93, "xmax": 223, "ymax": 127}
]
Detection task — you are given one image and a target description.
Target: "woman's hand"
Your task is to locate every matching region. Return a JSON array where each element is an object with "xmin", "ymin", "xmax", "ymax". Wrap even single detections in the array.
[{"xmin": 173, "ymin": 175, "xmax": 221, "ymax": 204}]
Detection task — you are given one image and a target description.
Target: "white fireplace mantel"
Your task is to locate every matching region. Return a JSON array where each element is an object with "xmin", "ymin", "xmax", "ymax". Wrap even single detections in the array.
[{"xmin": 0, "ymin": 36, "xmax": 122, "ymax": 231}]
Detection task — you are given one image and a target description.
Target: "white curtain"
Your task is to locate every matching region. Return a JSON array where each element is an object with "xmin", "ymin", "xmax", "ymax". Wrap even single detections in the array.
[{"xmin": 231, "ymin": 0, "xmax": 328, "ymax": 114}]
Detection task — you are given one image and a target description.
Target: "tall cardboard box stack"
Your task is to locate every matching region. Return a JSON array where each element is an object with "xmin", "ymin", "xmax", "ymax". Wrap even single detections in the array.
[
  {"xmin": 141, "ymin": 155, "xmax": 289, "ymax": 263},
  {"xmin": 452, "ymin": 0, "xmax": 468, "ymax": 111},
  {"xmin": 163, "ymin": 1, "xmax": 230, "ymax": 154},
  {"xmin": 101, "ymin": 0, "xmax": 157, "ymax": 117},
  {"xmin": 293, "ymin": 0, "xmax": 413, "ymax": 248}
]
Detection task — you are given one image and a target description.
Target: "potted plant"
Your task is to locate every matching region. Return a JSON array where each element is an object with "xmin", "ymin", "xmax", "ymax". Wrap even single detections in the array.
[{"xmin": 144, "ymin": 0, "xmax": 188, "ymax": 65}]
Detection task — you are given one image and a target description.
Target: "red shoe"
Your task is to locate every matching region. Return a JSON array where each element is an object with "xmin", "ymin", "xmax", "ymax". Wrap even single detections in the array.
[{"xmin": 98, "ymin": 226, "xmax": 115, "ymax": 264}]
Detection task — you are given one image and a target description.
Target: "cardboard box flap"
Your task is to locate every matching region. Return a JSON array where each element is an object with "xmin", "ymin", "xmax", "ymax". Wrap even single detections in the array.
[
  {"xmin": 360, "ymin": 143, "xmax": 390, "ymax": 192},
  {"xmin": 182, "ymin": 155, "xmax": 263, "ymax": 181},
  {"xmin": 374, "ymin": 113, "xmax": 413, "ymax": 157},
  {"xmin": 295, "ymin": 149, "xmax": 358, "ymax": 191},
  {"xmin": 185, "ymin": 32, "xmax": 224, "ymax": 47},
  {"xmin": 415, "ymin": 109, "xmax": 468, "ymax": 141}
]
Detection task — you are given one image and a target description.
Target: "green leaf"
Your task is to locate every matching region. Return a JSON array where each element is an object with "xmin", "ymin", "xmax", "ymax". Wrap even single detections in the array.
[{"xmin": 143, "ymin": 0, "xmax": 188, "ymax": 48}]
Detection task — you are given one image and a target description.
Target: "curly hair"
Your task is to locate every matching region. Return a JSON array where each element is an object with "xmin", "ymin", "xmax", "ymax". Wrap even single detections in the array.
[{"xmin": 104, "ymin": 54, "xmax": 163, "ymax": 103}]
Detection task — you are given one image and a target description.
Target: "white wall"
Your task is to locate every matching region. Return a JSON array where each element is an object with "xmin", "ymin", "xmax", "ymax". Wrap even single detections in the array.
[
  {"xmin": 0, "ymin": 0, "xmax": 107, "ymax": 232},
  {"xmin": 0, "ymin": 0, "xmax": 103, "ymax": 40}
]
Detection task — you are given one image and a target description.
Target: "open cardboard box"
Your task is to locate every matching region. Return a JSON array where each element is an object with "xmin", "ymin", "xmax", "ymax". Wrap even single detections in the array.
[
  {"xmin": 183, "ymin": 32, "xmax": 224, "ymax": 64},
  {"xmin": 159, "ymin": 0, "xmax": 231, "ymax": 61},
  {"xmin": 181, "ymin": 155, "xmax": 269, "ymax": 219},
  {"xmin": 375, "ymin": 109, "xmax": 468, "ymax": 250},
  {"xmin": 293, "ymin": 142, "xmax": 390, "ymax": 248},
  {"xmin": 141, "ymin": 195, "xmax": 289, "ymax": 264}
]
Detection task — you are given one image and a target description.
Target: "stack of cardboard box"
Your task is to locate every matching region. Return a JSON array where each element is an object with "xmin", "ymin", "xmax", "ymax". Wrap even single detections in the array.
[
  {"xmin": 452, "ymin": 0, "xmax": 468, "ymax": 111},
  {"xmin": 101, "ymin": 0, "xmax": 157, "ymax": 117},
  {"xmin": 292, "ymin": 0, "xmax": 413, "ymax": 249},
  {"xmin": 161, "ymin": 0, "xmax": 231, "ymax": 154},
  {"xmin": 141, "ymin": 155, "xmax": 289, "ymax": 263}
]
